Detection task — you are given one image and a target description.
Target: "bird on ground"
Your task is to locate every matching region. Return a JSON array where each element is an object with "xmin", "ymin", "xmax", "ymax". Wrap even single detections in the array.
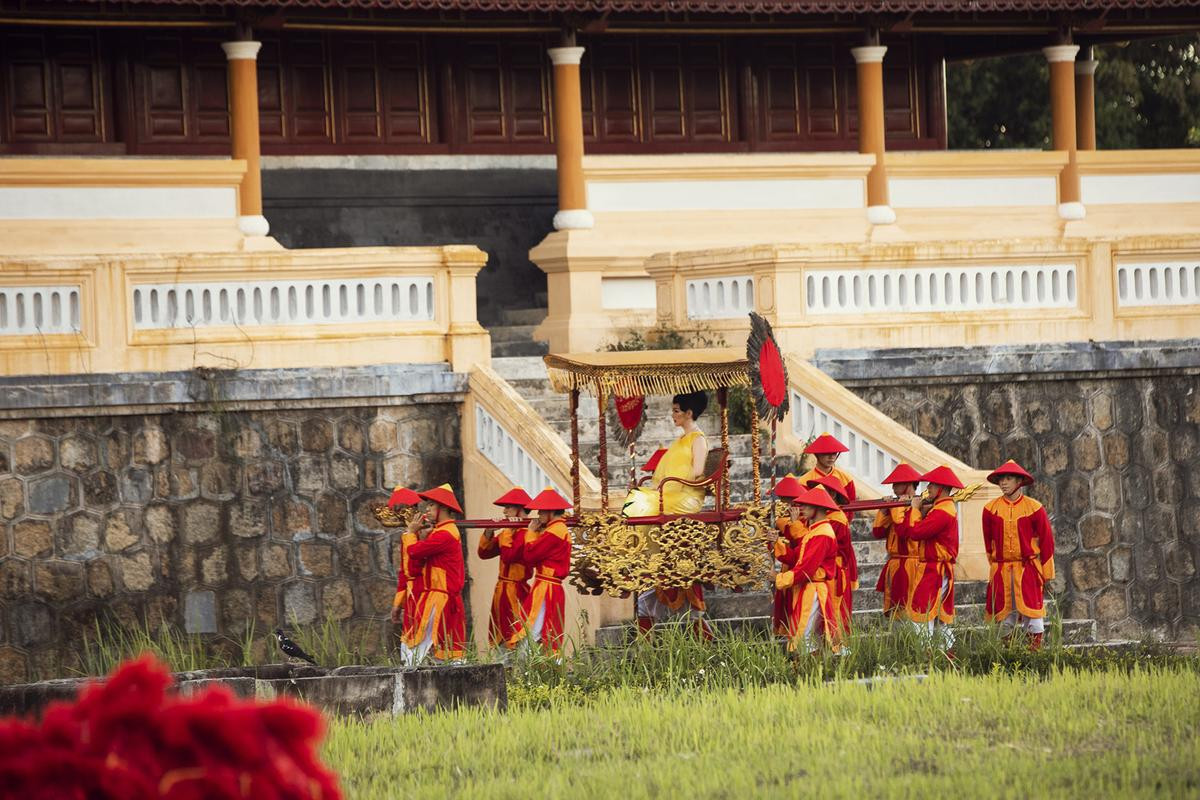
[{"xmin": 274, "ymin": 628, "xmax": 318, "ymax": 665}]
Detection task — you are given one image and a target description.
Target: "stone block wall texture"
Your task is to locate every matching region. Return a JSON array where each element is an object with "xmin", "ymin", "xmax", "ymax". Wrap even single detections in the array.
[
  {"xmin": 0, "ymin": 403, "xmax": 461, "ymax": 683},
  {"xmin": 844, "ymin": 372, "xmax": 1199, "ymax": 641}
]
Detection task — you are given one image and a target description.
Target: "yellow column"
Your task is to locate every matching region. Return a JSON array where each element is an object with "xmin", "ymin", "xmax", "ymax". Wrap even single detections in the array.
[
  {"xmin": 851, "ymin": 45, "xmax": 894, "ymax": 225},
  {"xmin": 548, "ymin": 45, "xmax": 593, "ymax": 230},
  {"xmin": 221, "ymin": 40, "xmax": 268, "ymax": 236},
  {"xmin": 1075, "ymin": 47, "xmax": 1097, "ymax": 151},
  {"xmin": 1043, "ymin": 44, "xmax": 1084, "ymax": 220}
]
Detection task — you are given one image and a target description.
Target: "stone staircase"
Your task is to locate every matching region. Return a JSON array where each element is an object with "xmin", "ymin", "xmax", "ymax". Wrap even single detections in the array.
[
  {"xmin": 490, "ymin": 355, "xmax": 1099, "ymax": 648},
  {"xmin": 489, "ymin": 302, "xmax": 550, "ymax": 358}
]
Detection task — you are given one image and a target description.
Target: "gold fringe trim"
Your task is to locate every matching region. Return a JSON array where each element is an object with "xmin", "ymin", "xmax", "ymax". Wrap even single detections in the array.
[{"xmin": 544, "ymin": 358, "xmax": 750, "ymax": 397}]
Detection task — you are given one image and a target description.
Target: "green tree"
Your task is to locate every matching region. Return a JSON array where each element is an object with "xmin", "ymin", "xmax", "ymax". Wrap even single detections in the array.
[{"xmin": 947, "ymin": 33, "xmax": 1200, "ymax": 149}]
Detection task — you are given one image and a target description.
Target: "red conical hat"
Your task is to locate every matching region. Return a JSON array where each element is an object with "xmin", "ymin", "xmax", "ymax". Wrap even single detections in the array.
[
  {"xmin": 919, "ymin": 466, "xmax": 964, "ymax": 490},
  {"xmin": 805, "ymin": 473, "xmax": 848, "ymax": 503},
  {"xmin": 525, "ymin": 487, "xmax": 572, "ymax": 512},
  {"xmin": 882, "ymin": 463, "xmax": 923, "ymax": 485},
  {"xmin": 641, "ymin": 448, "xmax": 667, "ymax": 472},
  {"xmin": 804, "ymin": 433, "xmax": 849, "ymax": 455},
  {"xmin": 418, "ymin": 483, "xmax": 462, "ymax": 514},
  {"xmin": 792, "ymin": 486, "xmax": 840, "ymax": 512},
  {"xmin": 388, "ymin": 486, "xmax": 421, "ymax": 508},
  {"xmin": 493, "ymin": 488, "xmax": 533, "ymax": 508},
  {"xmin": 772, "ymin": 475, "xmax": 805, "ymax": 498},
  {"xmin": 987, "ymin": 459, "xmax": 1034, "ymax": 487}
]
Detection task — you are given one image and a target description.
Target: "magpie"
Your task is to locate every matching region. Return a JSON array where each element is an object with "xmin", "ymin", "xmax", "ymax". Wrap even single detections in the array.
[{"xmin": 274, "ymin": 628, "xmax": 318, "ymax": 665}]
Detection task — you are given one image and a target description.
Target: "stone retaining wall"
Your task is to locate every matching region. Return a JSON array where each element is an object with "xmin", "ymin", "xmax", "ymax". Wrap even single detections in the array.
[
  {"xmin": 817, "ymin": 341, "xmax": 1200, "ymax": 642},
  {"xmin": 0, "ymin": 365, "xmax": 465, "ymax": 683}
]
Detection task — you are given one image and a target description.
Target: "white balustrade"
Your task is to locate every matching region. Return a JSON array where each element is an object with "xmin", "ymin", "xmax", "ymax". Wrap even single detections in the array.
[
  {"xmin": 1116, "ymin": 260, "xmax": 1200, "ymax": 307},
  {"xmin": 131, "ymin": 277, "xmax": 435, "ymax": 329},
  {"xmin": 475, "ymin": 405, "xmax": 559, "ymax": 497},
  {"xmin": 790, "ymin": 388, "xmax": 900, "ymax": 494},
  {"xmin": 686, "ymin": 276, "xmax": 755, "ymax": 320},
  {"xmin": 805, "ymin": 264, "xmax": 1076, "ymax": 315},
  {"xmin": 0, "ymin": 286, "xmax": 81, "ymax": 335}
]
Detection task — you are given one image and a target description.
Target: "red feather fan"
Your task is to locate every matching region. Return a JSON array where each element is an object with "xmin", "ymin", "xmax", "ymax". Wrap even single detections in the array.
[{"xmin": 746, "ymin": 312, "xmax": 790, "ymax": 423}]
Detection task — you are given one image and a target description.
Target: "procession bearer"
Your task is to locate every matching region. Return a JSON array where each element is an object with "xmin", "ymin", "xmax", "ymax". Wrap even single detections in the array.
[
  {"xmin": 401, "ymin": 484, "xmax": 467, "ymax": 666},
  {"xmin": 478, "ymin": 488, "xmax": 532, "ymax": 651},
  {"xmin": 896, "ymin": 466, "xmax": 962, "ymax": 655},
  {"xmin": 388, "ymin": 487, "xmax": 423, "ymax": 643},
  {"xmin": 774, "ymin": 486, "xmax": 840, "ymax": 654},
  {"xmin": 800, "ymin": 433, "xmax": 857, "ymax": 514},
  {"xmin": 982, "ymin": 460, "xmax": 1056, "ymax": 651},
  {"xmin": 871, "ymin": 464, "xmax": 924, "ymax": 621},
  {"xmin": 804, "ymin": 473, "xmax": 855, "ymax": 641},
  {"xmin": 510, "ymin": 487, "xmax": 573, "ymax": 655},
  {"xmin": 770, "ymin": 475, "xmax": 806, "ymax": 637}
]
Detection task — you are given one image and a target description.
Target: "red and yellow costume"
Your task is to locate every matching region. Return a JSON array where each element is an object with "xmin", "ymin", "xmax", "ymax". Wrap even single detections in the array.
[
  {"xmin": 770, "ymin": 475, "xmax": 806, "ymax": 635},
  {"xmin": 479, "ymin": 488, "xmax": 533, "ymax": 649},
  {"xmin": 870, "ymin": 463, "xmax": 925, "ymax": 617},
  {"xmin": 478, "ymin": 527, "xmax": 530, "ymax": 648},
  {"xmin": 800, "ymin": 433, "xmax": 858, "ymax": 511},
  {"xmin": 803, "ymin": 473, "xmax": 856, "ymax": 638},
  {"xmin": 388, "ymin": 485, "xmax": 422, "ymax": 641},
  {"xmin": 982, "ymin": 461, "xmax": 1055, "ymax": 628},
  {"xmin": 402, "ymin": 484, "xmax": 466, "ymax": 662},
  {"xmin": 393, "ymin": 534, "xmax": 423, "ymax": 642},
  {"xmin": 404, "ymin": 518, "xmax": 467, "ymax": 660},
  {"xmin": 896, "ymin": 495, "xmax": 958, "ymax": 625},
  {"xmin": 872, "ymin": 505, "xmax": 923, "ymax": 616},
  {"xmin": 510, "ymin": 488, "xmax": 572, "ymax": 654},
  {"xmin": 774, "ymin": 486, "xmax": 841, "ymax": 651}
]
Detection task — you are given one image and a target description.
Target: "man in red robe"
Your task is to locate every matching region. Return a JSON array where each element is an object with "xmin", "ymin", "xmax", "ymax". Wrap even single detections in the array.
[
  {"xmin": 773, "ymin": 486, "xmax": 840, "ymax": 653},
  {"xmin": 982, "ymin": 459, "xmax": 1056, "ymax": 651},
  {"xmin": 478, "ymin": 488, "xmax": 532, "ymax": 650},
  {"xmin": 804, "ymin": 473, "xmax": 855, "ymax": 644},
  {"xmin": 388, "ymin": 487, "xmax": 423, "ymax": 643},
  {"xmin": 870, "ymin": 464, "xmax": 924, "ymax": 621},
  {"xmin": 896, "ymin": 465, "xmax": 962, "ymax": 655},
  {"xmin": 799, "ymin": 433, "xmax": 858, "ymax": 512},
  {"xmin": 400, "ymin": 484, "xmax": 466, "ymax": 667},
  {"xmin": 509, "ymin": 487, "xmax": 572, "ymax": 655},
  {"xmin": 770, "ymin": 475, "xmax": 806, "ymax": 636}
]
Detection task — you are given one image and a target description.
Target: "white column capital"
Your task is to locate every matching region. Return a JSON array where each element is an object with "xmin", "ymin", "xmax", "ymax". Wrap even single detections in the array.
[
  {"xmin": 1042, "ymin": 44, "xmax": 1080, "ymax": 64},
  {"xmin": 850, "ymin": 46, "xmax": 888, "ymax": 64},
  {"xmin": 1075, "ymin": 59, "xmax": 1098, "ymax": 76},
  {"xmin": 222, "ymin": 41, "xmax": 262, "ymax": 61},
  {"xmin": 548, "ymin": 46, "xmax": 585, "ymax": 66},
  {"xmin": 553, "ymin": 209, "xmax": 594, "ymax": 230}
]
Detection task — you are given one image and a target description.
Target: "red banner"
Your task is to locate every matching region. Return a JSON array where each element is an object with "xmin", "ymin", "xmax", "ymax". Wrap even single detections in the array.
[{"xmin": 615, "ymin": 395, "xmax": 645, "ymax": 432}]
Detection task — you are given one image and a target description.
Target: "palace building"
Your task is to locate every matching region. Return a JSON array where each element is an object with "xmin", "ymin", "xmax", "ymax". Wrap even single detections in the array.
[{"xmin": 0, "ymin": 0, "xmax": 1197, "ymax": 675}]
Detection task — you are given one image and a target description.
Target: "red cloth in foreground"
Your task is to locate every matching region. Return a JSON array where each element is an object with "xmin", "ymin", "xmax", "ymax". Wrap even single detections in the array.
[{"xmin": 0, "ymin": 654, "xmax": 342, "ymax": 800}]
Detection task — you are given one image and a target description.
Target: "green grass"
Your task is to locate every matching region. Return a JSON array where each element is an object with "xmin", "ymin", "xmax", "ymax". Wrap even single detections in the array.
[{"xmin": 324, "ymin": 667, "xmax": 1200, "ymax": 799}]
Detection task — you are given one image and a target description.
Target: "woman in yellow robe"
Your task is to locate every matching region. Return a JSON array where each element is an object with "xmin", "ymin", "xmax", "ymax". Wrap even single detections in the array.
[{"xmin": 632, "ymin": 391, "xmax": 713, "ymax": 638}]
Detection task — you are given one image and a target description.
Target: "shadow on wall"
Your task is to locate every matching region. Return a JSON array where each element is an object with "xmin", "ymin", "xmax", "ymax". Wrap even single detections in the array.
[{"xmin": 263, "ymin": 167, "xmax": 556, "ymax": 326}]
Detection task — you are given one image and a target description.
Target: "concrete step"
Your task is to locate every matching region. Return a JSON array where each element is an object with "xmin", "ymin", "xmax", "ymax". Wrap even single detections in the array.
[
  {"xmin": 594, "ymin": 612, "xmax": 1093, "ymax": 648},
  {"xmin": 500, "ymin": 307, "xmax": 548, "ymax": 326},
  {"xmin": 703, "ymin": 581, "xmax": 990, "ymax": 619},
  {"xmin": 492, "ymin": 339, "xmax": 550, "ymax": 358},
  {"xmin": 490, "ymin": 324, "xmax": 540, "ymax": 344},
  {"xmin": 490, "ymin": 356, "xmax": 549, "ymax": 382},
  {"xmin": 700, "ymin": 582, "xmax": 993, "ymax": 618}
]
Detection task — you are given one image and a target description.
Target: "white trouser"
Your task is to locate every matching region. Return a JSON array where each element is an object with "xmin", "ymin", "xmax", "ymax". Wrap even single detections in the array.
[
  {"xmin": 909, "ymin": 575, "xmax": 955, "ymax": 650},
  {"xmin": 399, "ymin": 611, "xmax": 437, "ymax": 668},
  {"xmin": 515, "ymin": 601, "xmax": 548, "ymax": 655},
  {"xmin": 800, "ymin": 592, "xmax": 823, "ymax": 652},
  {"xmin": 636, "ymin": 589, "xmax": 705, "ymax": 622},
  {"xmin": 1000, "ymin": 579, "xmax": 1045, "ymax": 634}
]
